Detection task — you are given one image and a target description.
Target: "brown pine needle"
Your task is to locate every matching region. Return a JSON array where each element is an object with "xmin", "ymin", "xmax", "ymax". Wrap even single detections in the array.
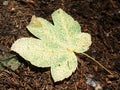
[{"xmin": 81, "ymin": 52, "xmax": 113, "ymax": 75}]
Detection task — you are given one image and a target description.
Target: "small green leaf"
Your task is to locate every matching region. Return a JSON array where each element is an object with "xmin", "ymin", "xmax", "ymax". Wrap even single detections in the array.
[
  {"xmin": 0, "ymin": 53, "xmax": 21, "ymax": 71},
  {"xmin": 3, "ymin": 1, "xmax": 9, "ymax": 6},
  {"xmin": 11, "ymin": 8, "xmax": 92, "ymax": 82}
]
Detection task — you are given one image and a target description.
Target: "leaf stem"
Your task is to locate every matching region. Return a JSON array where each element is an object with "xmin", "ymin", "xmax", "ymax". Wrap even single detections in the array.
[{"xmin": 81, "ymin": 52, "xmax": 113, "ymax": 75}]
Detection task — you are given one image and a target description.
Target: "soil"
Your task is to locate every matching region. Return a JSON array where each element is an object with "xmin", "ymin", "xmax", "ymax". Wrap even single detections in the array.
[{"xmin": 0, "ymin": 0, "xmax": 120, "ymax": 90}]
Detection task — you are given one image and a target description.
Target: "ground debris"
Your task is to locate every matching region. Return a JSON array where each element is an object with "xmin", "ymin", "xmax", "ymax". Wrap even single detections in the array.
[{"xmin": 0, "ymin": 0, "xmax": 120, "ymax": 89}]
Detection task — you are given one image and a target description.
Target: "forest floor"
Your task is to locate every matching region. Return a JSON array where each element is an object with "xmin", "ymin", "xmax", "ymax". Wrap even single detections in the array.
[{"xmin": 0, "ymin": 0, "xmax": 120, "ymax": 90}]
